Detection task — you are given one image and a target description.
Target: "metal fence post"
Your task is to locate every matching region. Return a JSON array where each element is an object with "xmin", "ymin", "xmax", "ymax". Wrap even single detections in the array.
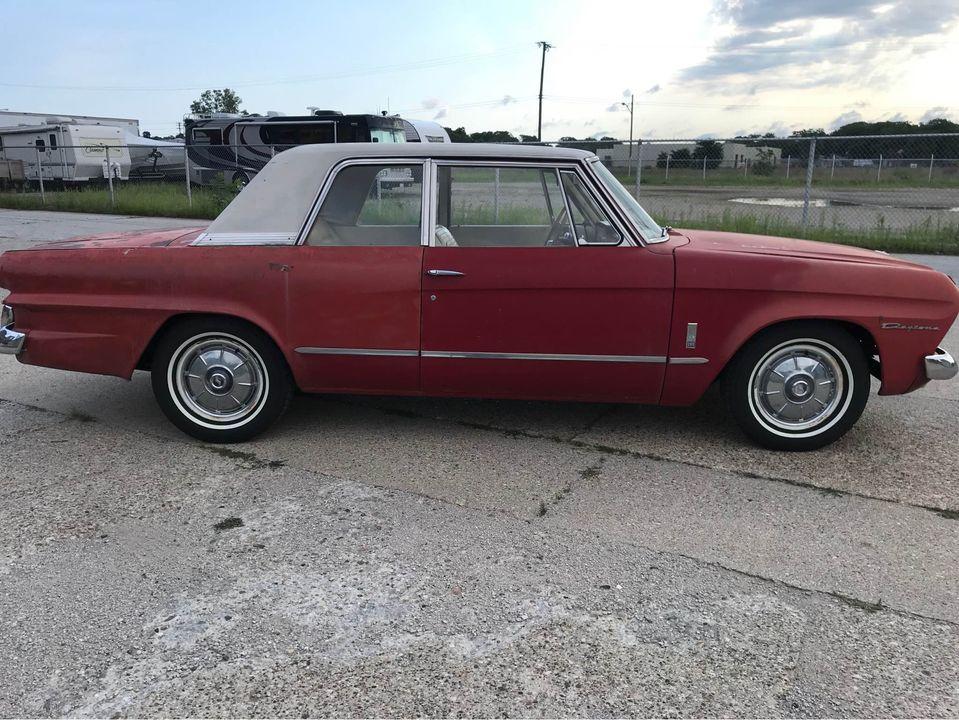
[
  {"xmin": 702, "ymin": 154, "xmax": 707, "ymax": 182},
  {"xmin": 105, "ymin": 145, "xmax": 116, "ymax": 208},
  {"xmin": 184, "ymin": 147, "xmax": 193, "ymax": 208},
  {"xmin": 801, "ymin": 137, "xmax": 816, "ymax": 229},
  {"xmin": 830, "ymin": 153, "xmax": 836, "ymax": 180},
  {"xmin": 34, "ymin": 147, "xmax": 46, "ymax": 203},
  {"xmin": 786, "ymin": 155, "xmax": 791, "ymax": 180},
  {"xmin": 664, "ymin": 152, "xmax": 670, "ymax": 181},
  {"xmin": 928, "ymin": 154, "xmax": 934, "ymax": 183},
  {"xmin": 877, "ymin": 153, "xmax": 882, "ymax": 182},
  {"xmin": 494, "ymin": 167, "xmax": 500, "ymax": 223},
  {"xmin": 634, "ymin": 142, "xmax": 643, "ymax": 199}
]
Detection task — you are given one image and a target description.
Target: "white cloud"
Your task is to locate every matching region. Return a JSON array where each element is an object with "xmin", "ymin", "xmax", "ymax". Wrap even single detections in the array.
[
  {"xmin": 920, "ymin": 106, "xmax": 953, "ymax": 123},
  {"xmin": 827, "ymin": 110, "xmax": 863, "ymax": 131},
  {"xmin": 646, "ymin": 84, "xmax": 661, "ymax": 94},
  {"xmin": 421, "ymin": 98, "xmax": 440, "ymax": 110},
  {"xmin": 433, "ymin": 108, "xmax": 447, "ymax": 120}
]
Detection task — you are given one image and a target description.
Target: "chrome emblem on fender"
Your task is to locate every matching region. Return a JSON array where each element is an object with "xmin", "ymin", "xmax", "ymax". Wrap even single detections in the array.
[{"xmin": 881, "ymin": 322, "xmax": 940, "ymax": 331}]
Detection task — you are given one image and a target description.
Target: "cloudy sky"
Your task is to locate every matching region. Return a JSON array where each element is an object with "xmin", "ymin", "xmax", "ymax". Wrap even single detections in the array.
[{"xmin": 2, "ymin": 0, "xmax": 957, "ymax": 139}]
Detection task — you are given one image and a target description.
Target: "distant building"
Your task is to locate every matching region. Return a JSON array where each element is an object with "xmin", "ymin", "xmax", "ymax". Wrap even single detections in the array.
[{"xmin": 594, "ymin": 140, "xmax": 782, "ymax": 169}]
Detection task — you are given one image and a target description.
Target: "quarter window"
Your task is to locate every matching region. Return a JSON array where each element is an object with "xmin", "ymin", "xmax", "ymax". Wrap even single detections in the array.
[
  {"xmin": 559, "ymin": 171, "xmax": 623, "ymax": 246},
  {"xmin": 434, "ymin": 165, "xmax": 574, "ymax": 247},
  {"xmin": 306, "ymin": 164, "xmax": 423, "ymax": 246}
]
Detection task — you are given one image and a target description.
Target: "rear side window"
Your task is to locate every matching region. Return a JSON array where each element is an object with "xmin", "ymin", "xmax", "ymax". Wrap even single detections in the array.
[{"xmin": 306, "ymin": 164, "xmax": 423, "ymax": 246}]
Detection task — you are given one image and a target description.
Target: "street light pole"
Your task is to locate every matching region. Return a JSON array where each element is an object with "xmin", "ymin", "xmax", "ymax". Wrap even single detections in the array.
[
  {"xmin": 536, "ymin": 41, "xmax": 553, "ymax": 142},
  {"xmin": 622, "ymin": 94, "xmax": 634, "ymax": 177}
]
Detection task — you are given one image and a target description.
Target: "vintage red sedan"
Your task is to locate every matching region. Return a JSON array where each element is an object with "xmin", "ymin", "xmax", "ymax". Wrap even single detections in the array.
[{"xmin": 1, "ymin": 144, "xmax": 957, "ymax": 449}]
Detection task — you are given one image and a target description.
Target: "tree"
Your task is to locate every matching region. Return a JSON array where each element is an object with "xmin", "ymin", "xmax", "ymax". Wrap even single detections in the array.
[
  {"xmin": 599, "ymin": 136, "xmax": 618, "ymax": 142},
  {"xmin": 469, "ymin": 130, "xmax": 519, "ymax": 143},
  {"xmin": 670, "ymin": 147, "xmax": 693, "ymax": 168},
  {"xmin": 190, "ymin": 88, "xmax": 245, "ymax": 115},
  {"xmin": 519, "ymin": 134, "xmax": 538, "ymax": 143},
  {"xmin": 559, "ymin": 135, "xmax": 578, "ymax": 142},
  {"xmin": 692, "ymin": 140, "xmax": 723, "ymax": 169},
  {"xmin": 656, "ymin": 151, "xmax": 669, "ymax": 168},
  {"xmin": 444, "ymin": 126, "xmax": 470, "ymax": 142},
  {"xmin": 751, "ymin": 148, "xmax": 777, "ymax": 176}
]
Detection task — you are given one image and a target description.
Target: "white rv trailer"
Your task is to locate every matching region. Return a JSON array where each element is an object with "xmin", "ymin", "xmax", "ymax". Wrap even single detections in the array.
[
  {"xmin": 0, "ymin": 123, "xmax": 131, "ymax": 183},
  {"xmin": 0, "ymin": 110, "xmax": 139, "ymax": 132}
]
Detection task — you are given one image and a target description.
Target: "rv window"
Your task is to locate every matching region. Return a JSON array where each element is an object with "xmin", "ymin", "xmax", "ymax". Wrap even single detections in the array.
[
  {"xmin": 192, "ymin": 129, "xmax": 223, "ymax": 145},
  {"xmin": 49, "ymin": 134, "xmax": 57, "ymax": 150},
  {"xmin": 35, "ymin": 139, "xmax": 45, "ymax": 151},
  {"xmin": 260, "ymin": 123, "xmax": 334, "ymax": 148}
]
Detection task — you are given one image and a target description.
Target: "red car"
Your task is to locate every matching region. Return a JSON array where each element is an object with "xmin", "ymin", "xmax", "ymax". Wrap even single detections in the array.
[{"xmin": 1, "ymin": 144, "xmax": 957, "ymax": 450}]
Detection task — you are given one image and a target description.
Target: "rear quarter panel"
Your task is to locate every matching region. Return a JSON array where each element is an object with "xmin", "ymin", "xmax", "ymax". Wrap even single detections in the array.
[
  {"xmin": 0, "ymin": 245, "xmax": 296, "ymax": 379},
  {"xmin": 662, "ymin": 248, "xmax": 959, "ymax": 404}
]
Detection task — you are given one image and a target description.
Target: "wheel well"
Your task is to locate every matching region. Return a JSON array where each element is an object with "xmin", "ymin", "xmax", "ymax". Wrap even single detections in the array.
[
  {"xmin": 136, "ymin": 313, "xmax": 285, "ymax": 371},
  {"xmin": 721, "ymin": 318, "xmax": 880, "ymax": 381}
]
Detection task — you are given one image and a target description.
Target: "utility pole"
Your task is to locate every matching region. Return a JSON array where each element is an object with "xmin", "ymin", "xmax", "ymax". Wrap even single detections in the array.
[
  {"xmin": 536, "ymin": 41, "xmax": 553, "ymax": 142},
  {"xmin": 621, "ymin": 94, "xmax": 634, "ymax": 177}
]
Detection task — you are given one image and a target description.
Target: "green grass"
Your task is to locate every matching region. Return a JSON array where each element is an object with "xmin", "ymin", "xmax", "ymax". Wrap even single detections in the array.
[
  {"xmin": 2, "ymin": 182, "xmax": 957, "ymax": 254},
  {"xmin": 659, "ymin": 209, "xmax": 959, "ymax": 254},
  {"xmin": 613, "ymin": 167, "xmax": 959, "ymax": 188},
  {"xmin": 0, "ymin": 183, "xmax": 227, "ymax": 220}
]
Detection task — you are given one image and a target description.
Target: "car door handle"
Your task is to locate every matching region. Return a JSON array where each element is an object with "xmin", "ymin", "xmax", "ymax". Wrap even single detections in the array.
[{"xmin": 426, "ymin": 269, "xmax": 464, "ymax": 277}]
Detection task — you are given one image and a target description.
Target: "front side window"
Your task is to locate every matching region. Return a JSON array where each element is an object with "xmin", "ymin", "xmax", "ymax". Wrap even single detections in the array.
[
  {"xmin": 305, "ymin": 164, "xmax": 423, "ymax": 246},
  {"xmin": 560, "ymin": 171, "xmax": 623, "ymax": 245},
  {"xmin": 590, "ymin": 158, "xmax": 663, "ymax": 241},
  {"xmin": 434, "ymin": 165, "xmax": 574, "ymax": 247}
]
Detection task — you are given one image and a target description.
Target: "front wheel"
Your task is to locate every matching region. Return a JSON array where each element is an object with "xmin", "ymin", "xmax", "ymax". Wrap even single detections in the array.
[
  {"xmin": 722, "ymin": 323, "xmax": 870, "ymax": 451},
  {"xmin": 151, "ymin": 317, "xmax": 292, "ymax": 443}
]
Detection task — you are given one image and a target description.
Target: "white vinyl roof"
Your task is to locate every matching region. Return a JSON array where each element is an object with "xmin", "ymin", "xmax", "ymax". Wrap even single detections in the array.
[{"xmin": 201, "ymin": 143, "xmax": 595, "ymax": 242}]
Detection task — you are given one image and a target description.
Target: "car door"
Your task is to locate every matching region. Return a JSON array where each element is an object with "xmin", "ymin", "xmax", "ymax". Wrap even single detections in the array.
[
  {"xmin": 287, "ymin": 160, "xmax": 427, "ymax": 394},
  {"xmin": 421, "ymin": 161, "xmax": 674, "ymax": 403}
]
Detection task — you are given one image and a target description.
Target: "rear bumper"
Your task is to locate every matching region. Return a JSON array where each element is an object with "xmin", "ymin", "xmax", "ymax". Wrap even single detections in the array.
[
  {"xmin": 925, "ymin": 347, "xmax": 957, "ymax": 381},
  {"xmin": 0, "ymin": 324, "xmax": 25, "ymax": 355}
]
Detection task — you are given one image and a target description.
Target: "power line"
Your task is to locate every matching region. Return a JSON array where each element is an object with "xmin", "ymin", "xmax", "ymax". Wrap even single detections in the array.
[{"xmin": 0, "ymin": 46, "xmax": 529, "ymax": 92}]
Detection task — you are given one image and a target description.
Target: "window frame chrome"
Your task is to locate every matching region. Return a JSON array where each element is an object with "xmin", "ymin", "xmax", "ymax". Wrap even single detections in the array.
[
  {"xmin": 583, "ymin": 157, "xmax": 662, "ymax": 245},
  {"xmin": 295, "ymin": 157, "xmax": 432, "ymax": 247},
  {"xmin": 425, "ymin": 159, "xmax": 634, "ymax": 248}
]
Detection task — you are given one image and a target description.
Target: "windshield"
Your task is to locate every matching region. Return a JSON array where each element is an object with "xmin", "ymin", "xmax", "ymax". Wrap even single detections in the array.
[
  {"xmin": 589, "ymin": 159, "xmax": 663, "ymax": 241},
  {"xmin": 370, "ymin": 128, "xmax": 406, "ymax": 143}
]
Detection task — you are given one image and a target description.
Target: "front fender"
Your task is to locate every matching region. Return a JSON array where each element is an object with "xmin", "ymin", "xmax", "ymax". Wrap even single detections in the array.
[{"xmin": 660, "ymin": 250, "xmax": 959, "ymax": 405}]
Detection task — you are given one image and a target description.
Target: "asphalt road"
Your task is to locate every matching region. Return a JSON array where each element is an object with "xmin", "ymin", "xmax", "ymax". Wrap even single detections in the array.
[{"xmin": 1, "ymin": 209, "xmax": 957, "ymax": 717}]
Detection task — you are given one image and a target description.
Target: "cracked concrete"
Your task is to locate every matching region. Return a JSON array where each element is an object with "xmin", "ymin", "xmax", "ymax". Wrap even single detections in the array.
[{"xmin": 1, "ymin": 210, "xmax": 958, "ymax": 716}]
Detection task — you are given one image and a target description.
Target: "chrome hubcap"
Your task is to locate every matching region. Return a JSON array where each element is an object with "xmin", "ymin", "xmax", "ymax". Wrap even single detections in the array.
[
  {"xmin": 172, "ymin": 336, "xmax": 266, "ymax": 424},
  {"xmin": 751, "ymin": 343, "xmax": 844, "ymax": 432}
]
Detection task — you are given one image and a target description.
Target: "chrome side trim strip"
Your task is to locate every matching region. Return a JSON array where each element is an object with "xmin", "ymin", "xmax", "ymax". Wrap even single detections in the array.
[
  {"xmin": 668, "ymin": 357, "xmax": 709, "ymax": 365},
  {"xmin": 422, "ymin": 351, "xmax": 666, "ymax": 363},
  {"xmin": 295, "ymin": 347, "xmax": 419, "ymax": 357},
  {"xmin": 193, "ymin": 232, "xmax": 297, "ymax": 246}
]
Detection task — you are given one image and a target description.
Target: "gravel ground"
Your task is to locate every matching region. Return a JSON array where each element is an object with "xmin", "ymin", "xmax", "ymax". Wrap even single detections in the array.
[{"xmin": 0, "ymin": 209, "xmax": 957, "ymax": 717}]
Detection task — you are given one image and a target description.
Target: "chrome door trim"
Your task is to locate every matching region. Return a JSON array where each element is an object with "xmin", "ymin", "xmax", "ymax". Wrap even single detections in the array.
[
  {"xmin": 668, "ymin": 357, "xmax": 709, "ymax": 365},
  {"xmin": 422, "ymin": 350, "xmax": 667, "ymax": 363},
  {"xmin": 295, "ymin": 347, "xmax": 419, "ymax": 357},
  {"xmin": 295, "ymin": 157, "xmax": 431, "ymax": 247}
]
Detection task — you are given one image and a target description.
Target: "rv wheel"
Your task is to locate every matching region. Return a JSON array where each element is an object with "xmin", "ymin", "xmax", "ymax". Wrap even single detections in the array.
[{"xmin": 232, "ymin": 171, "xmax": 251, "ymax": 187}]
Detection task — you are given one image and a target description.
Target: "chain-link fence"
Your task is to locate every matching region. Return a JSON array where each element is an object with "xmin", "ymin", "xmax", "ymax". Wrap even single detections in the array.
[{"xmin": 1, "ymin": 134, "xmax": 957, "ymax": 252}]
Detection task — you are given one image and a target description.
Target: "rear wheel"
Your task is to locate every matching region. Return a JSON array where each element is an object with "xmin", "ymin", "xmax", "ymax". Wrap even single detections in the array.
[
  {"xmin": 722, "ymin": 322, "xmax": 870, "ymax": 451},
  {"xmin": 151, "ymin": 317, "xmax": 292, "ymax": 443}
]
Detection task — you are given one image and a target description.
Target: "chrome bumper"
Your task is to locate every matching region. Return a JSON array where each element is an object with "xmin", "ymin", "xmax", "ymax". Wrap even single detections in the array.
[
  {"xmin": 0, "ymin": 324, "xmax": 25, "ymax": 355},
  {"xmin": 925, "ymin": 347, "xmax": 957, "ymax": 381}
]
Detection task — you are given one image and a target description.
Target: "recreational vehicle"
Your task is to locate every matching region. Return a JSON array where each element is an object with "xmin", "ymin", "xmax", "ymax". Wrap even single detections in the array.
[
  {"xmin": 185, "ymin": 112, "xmax": 449, "ymax": 185},
  {"xmin": 0, "ymin": 122, "xmax": 130, "ymax": 184}
]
